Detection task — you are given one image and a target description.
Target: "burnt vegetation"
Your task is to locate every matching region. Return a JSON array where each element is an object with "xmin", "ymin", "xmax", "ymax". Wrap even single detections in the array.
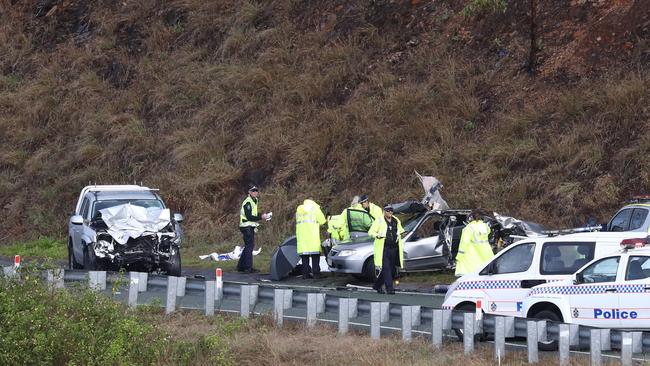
[{"xmin": 0, "ymin": 0, "xmax": 648, "ymax": 253}]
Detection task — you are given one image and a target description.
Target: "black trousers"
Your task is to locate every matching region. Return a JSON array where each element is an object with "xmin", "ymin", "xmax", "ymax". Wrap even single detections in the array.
[
  {"xmin": 301, "ymin": 254, "xmax": 320, "ymax": 278},
  {"xmin": 374, "ymin": 247, "xmax": 398, "ymax": 291},
  {"xmin": 237, "ymin": 227, "xmax": 255, "ymax": 271}
]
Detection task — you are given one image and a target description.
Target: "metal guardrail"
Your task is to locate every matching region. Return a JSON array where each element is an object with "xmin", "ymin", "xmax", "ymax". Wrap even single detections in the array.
[{"xmin": 2, "ymin": 266, "xmax": 647, "ymax": 365}]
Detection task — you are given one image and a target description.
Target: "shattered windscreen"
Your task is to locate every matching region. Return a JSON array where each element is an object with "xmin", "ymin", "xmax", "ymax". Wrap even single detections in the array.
[{"xmin": 93, "ymin": 199, "xmax": 164, "ymax": 219}]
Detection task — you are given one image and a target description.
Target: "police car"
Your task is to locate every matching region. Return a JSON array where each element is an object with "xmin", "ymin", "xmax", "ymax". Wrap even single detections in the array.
[
  {"xmin": 441, "ymin": 232, "xmax": 646, "ymax": 320},
  {"xmin": 522, "ymin": 236, "xmax": 650, "ymax": 332}
]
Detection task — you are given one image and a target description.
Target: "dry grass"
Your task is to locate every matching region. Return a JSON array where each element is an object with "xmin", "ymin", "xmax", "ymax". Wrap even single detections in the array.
[
  {"xmin": 0, "ymin": 0, "xmax": 648, "ymax": 265},
  {"xmin": 156, "ymin": 311, "xmax": 615, "ymax": 366}
]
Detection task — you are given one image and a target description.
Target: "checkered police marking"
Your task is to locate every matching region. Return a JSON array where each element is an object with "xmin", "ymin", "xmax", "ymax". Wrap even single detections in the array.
[
  {"xmin": 456, "ymin": 280, "xmax": 522, "ymax": 291},
  {"xmin": 529, "ymin": 283, "xmax": 650, "ymax": 296}
]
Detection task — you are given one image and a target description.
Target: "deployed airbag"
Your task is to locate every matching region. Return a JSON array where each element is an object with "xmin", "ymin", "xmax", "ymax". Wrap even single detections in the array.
[{"xmin": 99, "ymin": 204, "xmax": 171, "ymax": 244}]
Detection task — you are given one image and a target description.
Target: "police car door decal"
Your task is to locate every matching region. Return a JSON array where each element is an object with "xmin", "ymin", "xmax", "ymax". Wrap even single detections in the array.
[{"xmin": 568, "ymin": 256, "xmax": 621, "ymax": 327}]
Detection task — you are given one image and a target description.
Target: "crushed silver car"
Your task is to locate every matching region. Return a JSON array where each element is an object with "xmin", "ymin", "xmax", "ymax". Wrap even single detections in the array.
[{"xmin": 68, "ymin": 185, "xmax": 183, "ymax": 275}]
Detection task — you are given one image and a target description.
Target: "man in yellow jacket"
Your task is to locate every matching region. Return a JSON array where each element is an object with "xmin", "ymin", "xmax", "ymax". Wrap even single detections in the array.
[
  {"xmin": 455, "ymin": 209, "xmax": 494, "ymax": 277},
  {"xmin": 368, "ymin": 205, "xmax": 404, "ymax": 294},
  {"xmin": 296, "ymin": 199, "xmax": 327, "ymax": 279}
]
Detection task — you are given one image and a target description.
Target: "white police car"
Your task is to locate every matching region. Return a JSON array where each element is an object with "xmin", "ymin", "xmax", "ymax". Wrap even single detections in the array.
[
  {"xmin": 441, "ymin": 232, "xmax": 645, "ymax": 319},
  {"xmin": 522, "ymin": 236, "xmax": 650, "ymax": 331}
]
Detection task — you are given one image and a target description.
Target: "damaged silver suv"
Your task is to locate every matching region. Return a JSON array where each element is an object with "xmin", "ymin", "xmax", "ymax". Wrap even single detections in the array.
[{"xmin": 68, "ymin": 185, "xmax": 184, "ymax": 275}]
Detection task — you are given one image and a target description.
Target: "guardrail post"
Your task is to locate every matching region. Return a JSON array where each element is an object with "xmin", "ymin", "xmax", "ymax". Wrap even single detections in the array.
[
  {"xmin": 410, "ymin": 305, "xmax": 421, "ymax": 327},
  {"xmin": 442, "ymin": 309, "xmax": 452, "ymax": 330},
  {"xmin": 402, "ymin": 306, "xmax": 413, "ymax": 342},
  {"xmin": 348, "ymin": 298, "xmax": 358, "ymax": 318},
  {"xmin": 432, "ymin": 309, "xmax": 443, "ymax": 348},
  {"xmin": 338, "ymin": 298, "xmax": 350, "ymax": 335},
  {"xmin": 273, "ymin": 289, "xmax": 285, "ymax": 327},
  {"xmin": 316, "ymin": 293, "xmax": 326, "ymax": 314},
  {"xmin": 621, "ymin": 332, "xmax": 633, "ymax": 366},
  {"xmin": 46, "ymin": 269, "xmax": 64, "ymax": 289},
  {"xmin": 282, "ymin": 289, "xmax": 293, "ymax": 310},
  {"xmin": 632, "ymin": 331, "xmax": 642, "ymax": 353},
  {"xmin": 2, "ymin": 266, "xmax": 16, "ymax": 279},
  {"xmin": 240, "ymin": 285, "xmax": 251, "ymax": 318},
  {"xmin": 166, "ymin": 276, "xmax": 178, "ymax": 314},
  {"xmin": 380, "ymin": 302, "xmax": 390, "ymax": 322},
  {"xmin": 127, "ymin": 272, "xmax": 139, "ymax": 308},
  {"xmin": 527, "ymin": 320, "xmax": 539, "ymax": 363},
  {"xmin": 138, "ymin": 272, "xmax": 148, "ymax": 292},
  {"xmin": 569, "ymin": 324, "xmax": 580, "ymax": 346},
  {"xmin": 463, "ymin": 312, "xmax": 474, "ymax": 354},
  {"xmin": 371, "ymin": 302, "xmax": 381, "ymax": 340},
  {"xmin": 590, "ymin": 329, "xmax": 602, "ymax": 366},
  {"xmin": 249, "ymin": 284, "xmax": 259, "ymax": 308},
  {"xmin": 88, "ymin": 271, "xmax": 106, "ymax": 291},
  {"xmin": 494, "ymin": 316, "xmax": 505, "ymax": 360},
  {"xmin": 537, "ymin": 320, "xmax": 547, "ymax": 342},
  {"xmin": 599, "ymin": 329, "xmax": 611, "ymax": 351},
  {"xmin": 205, "ymin": 280, "xmax": 215, "ymax": 316},
  {"xmin": 559, "ymin": 323, "xmax": 570, "ymax": 366},
  {"xmin": 306, "ymin": 293, "xmax": 318, "ymax": 328},
  {"xmin": 505, "ymin": 316, "xmax": 515, "ymax": 337},
  {"xmin": 176, "ymin": 276, "xmax": 186, "ymax": 297}
]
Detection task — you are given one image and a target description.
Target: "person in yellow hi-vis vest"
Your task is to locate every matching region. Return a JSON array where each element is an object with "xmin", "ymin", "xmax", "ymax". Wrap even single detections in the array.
[
  {"xmin": 356, "ymin": 194, "xmax": 383, "ymax": 220},
  {"xmin": 368, "ymin": 205, "xmax": 404, "ymax": 294},
  {"xmin": 455, "ymin": 209, "xmax": 494, "ymax": 277},
  {"xmin": 296, "ymin": 199, "xmax": 327, "ymax": 279}
]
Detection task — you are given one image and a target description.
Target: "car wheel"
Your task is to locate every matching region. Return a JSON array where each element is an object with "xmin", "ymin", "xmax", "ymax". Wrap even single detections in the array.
[
  {"xmin": 68, "ymin": 239, "xmax": 83, "ymax": 269},
  {"xmin": 167, "ymin": 248, "xmax": 181, "ymax": 276},
  {"xmin": 453, "ymin": 303, "xmax": 489, "ymax": 342},
  {"xmin": 533, "ymin": 310, "xmax": 562, "ymax": 351},
  {"xmin": 83, "ymin": 245, "xmax": 98, "ymax": 271},
  {"xmin": 361, "ymin": 257, "xmax": 377, "ymax": 282}
]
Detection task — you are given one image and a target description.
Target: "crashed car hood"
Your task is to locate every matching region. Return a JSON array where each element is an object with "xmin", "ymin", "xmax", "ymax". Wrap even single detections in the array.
[{"xmin": 99, "ymin": 204, "xmax": 171, "ymax": 244}]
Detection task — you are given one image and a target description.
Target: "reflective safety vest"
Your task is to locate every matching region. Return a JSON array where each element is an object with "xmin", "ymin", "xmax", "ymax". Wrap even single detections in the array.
[
  {"xmin": 455, "ymin": 220, "xmax": 494, "ymax": 276},
  {"xmin": 296, "ymin": 199, "xmax": 327, "ymax": 255},
  {"xmin": 340, "ymin": 207, "xmax": 375, "ymax": 241},
  {"xmin": 239, "ymin": 196, "xmax": 259, "ymax": 228},
  {"xmin": 368, "ymin": 216, "xmax": 405, "ymax": 268},
  {"xmin": 327, "ymin": 214, "xmax": 344, "ymax": 241},
  {"xmin": 352, "ymin": 202, "xmax": 383, "ymax": 221}
]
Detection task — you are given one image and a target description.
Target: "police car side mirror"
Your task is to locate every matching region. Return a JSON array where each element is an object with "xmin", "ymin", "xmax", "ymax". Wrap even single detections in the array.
[
  {"xmin": 574, "ymin": 272, "xmax": 584, "ymax": 284},
  {"xmin": 486, "ymin": 261, "xmax": 496, "ymax": 275}
]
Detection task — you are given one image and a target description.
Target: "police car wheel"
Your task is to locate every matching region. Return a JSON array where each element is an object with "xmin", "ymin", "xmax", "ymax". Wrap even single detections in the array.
[
  {"xmin": 453, "ymin": 303, "xmax": 488, "ymax": 342},
  {"xmin": 533, "ymin": 310, "xmax": 561, "ymax": 351}
]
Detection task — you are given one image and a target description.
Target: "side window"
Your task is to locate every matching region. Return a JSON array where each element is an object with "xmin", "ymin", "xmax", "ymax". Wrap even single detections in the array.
[
  {"xmin": 80, "ymin": 197, "xmax": 90, "ymax": 219},
  {"xmin": 581, "ymin": 256, "xmax": 620, "ymax": 283},
  {"xmin": 626, "ymin": 256, "xmax": 650, "ymax": 281},
  {"xmin": 483, "ymin": 242, "xmax": 535, "ymax": 275},
  {"xmin": 347, "ymin": 209, "xmax": 373, "ymax": 232},
  {"xmin": 540, "ymin": 242, "xmax": 595, "ymax": 275},
  {"xmin": 410, "ymin": 215, "xmax": 440, "ymax": 241},
  {"xmin": 629, "ymin": 209, "xmax": 649, "ymax": 231},
  {"xmin": 608, "ymin": 208, "xmax": 632, "ymax": 232}
]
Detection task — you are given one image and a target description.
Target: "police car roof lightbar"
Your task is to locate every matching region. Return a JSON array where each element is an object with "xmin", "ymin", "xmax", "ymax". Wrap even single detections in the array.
[
  {"xmin": 627, "ymin": 195, "xmax": 650, "ymax": 204},
  {"xmin": 620, "ymin": 237, "xmax": 650, "ymax": 249}
]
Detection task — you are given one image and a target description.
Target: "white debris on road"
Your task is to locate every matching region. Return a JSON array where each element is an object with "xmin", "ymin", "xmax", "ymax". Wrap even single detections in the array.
[{"xmin": 199, "ymin": 246, "xmax": 261, "ymax": 261}]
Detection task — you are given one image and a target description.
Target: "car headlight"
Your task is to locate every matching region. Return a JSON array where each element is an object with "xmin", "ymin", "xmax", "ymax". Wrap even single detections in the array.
[{"xmin": 337, "ymin": 250, "xmax": 357, "ymax": 257}]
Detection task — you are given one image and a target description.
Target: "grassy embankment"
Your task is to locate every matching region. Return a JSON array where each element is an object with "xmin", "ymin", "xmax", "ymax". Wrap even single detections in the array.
[
  {"xmin": 0, "ymin": 270, "xmax": 605, "ymax": 365},
  {"xmin": 1, "ymin": 1, "xmax": 648, "ymax": 277}
]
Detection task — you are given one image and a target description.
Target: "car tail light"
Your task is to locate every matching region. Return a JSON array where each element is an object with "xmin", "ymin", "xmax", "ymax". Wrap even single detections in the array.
[{"xmin": 620, "ymin": 237, "xmax": 650, "ymax": 249}]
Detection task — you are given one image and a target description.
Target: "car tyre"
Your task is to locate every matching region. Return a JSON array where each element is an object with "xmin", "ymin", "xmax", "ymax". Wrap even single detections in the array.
[
  {"xmin": 533, "ymin": 310, "xmax": 562, "ymax": 351},
  {"xmin": 83, "ymin": 245, "xmax": 98, "ymax": 271},
  {"xmin": 167, "ymin": 247, "xmax": 181, "ymax": 276},
  {"xmin": 361, "ymin": 257, "xmax": 377, "ymax": 282},
  {"xmin": 68, "ymin": 239, "xmax": 83, "ymax": 269},
  {"xmin": 453, "ymin": 303, "xmax": 489, "ymax": 342}
]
